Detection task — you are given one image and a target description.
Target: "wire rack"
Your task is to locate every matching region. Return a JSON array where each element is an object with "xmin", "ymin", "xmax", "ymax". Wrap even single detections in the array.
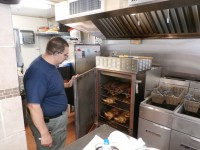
[{"xmin": 183, "ymin": 89, "xmax": 200, "ymax": 113}]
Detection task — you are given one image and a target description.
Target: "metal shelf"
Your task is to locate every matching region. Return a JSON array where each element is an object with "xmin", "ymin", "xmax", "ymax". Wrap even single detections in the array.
[{"xmin": 35, "ymin": 32, "xmax": 70, "ymax": 37}]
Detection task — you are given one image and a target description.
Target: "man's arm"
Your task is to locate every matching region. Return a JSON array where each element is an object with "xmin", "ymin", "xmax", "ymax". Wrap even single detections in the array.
[
  {"xmin": 64, "ymin": 74, "xmax": 79, "ymax": 88},
  {"xmin": 28, "ymin": 103, "xmax": 52, "ymax": 147}
]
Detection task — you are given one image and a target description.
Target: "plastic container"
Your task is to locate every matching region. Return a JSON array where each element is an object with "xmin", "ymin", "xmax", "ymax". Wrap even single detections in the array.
[
  {"xmin": 95, "ymin": 138, "xmax": 111, "ymax": 150},
  {"xmin": 102, "ymin": 138, "xmax": 110, "ymax": 150}
]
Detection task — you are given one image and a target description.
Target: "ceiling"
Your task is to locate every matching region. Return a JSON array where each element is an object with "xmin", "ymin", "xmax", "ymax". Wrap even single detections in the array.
[{"xmin": 10, "ymin": 0, "xmax": 65, "ymax": 18}]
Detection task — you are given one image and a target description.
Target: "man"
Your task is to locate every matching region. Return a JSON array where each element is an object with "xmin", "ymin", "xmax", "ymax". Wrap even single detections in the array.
[{"xmin": 24, "ymin": 37, "xmax": 77, "ymax": 150}]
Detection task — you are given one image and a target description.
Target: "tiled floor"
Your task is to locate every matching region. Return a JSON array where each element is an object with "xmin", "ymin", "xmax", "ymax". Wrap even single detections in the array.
[{"xmin": 25, "ymin": 112, "xmax": 76, "ymax": 150}]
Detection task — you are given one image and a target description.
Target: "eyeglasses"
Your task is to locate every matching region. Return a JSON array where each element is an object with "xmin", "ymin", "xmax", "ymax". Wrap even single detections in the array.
[
  {"xmin": 62, "ymin": 53, "xmax": 68, "ymax": 57},
  {"xmin": 57, "ymin": 52, "xmax": 68, "ymax": 57}
]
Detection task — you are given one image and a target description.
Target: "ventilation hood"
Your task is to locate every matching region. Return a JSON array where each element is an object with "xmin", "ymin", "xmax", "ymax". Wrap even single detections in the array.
[{"xmin": 58, "ymin": 0, "xmax": 200, "ymax": 39}]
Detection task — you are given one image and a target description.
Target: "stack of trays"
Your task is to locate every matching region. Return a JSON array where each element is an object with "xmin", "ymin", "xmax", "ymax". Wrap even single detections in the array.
[{"xmin": 96, "ymin": 56, "xmax": 152, "ymax": 72}]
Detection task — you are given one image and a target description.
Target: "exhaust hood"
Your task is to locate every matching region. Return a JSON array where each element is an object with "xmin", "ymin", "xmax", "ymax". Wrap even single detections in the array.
[{"xmin": 58, "ymin": 0, "xmax": 200, "ymax": 39}]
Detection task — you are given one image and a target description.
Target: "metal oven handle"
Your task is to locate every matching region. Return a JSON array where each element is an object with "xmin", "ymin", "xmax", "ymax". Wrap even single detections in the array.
[
  {"xmin": 135, "ymin": 80, "xmax": 142, "ymax": 94},
  {"xmin": 180, "ymin": 143, "xmax": 197, "ymax": 150},
  {"xmin": 145, "ymin": 130, "xmax": 161, "ymax": 137},
  {"xmin": 191, "ymin": 136, "xmax": 200, "ymax": 143},
  {"xmin": 135, "ymin": 80, "xmax": 142, "ymax": 84}
]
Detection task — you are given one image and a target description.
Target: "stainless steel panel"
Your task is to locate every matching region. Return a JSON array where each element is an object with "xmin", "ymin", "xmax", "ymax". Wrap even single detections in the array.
[
  {"xmin": 139, "ymin": 98, "xmax": 175, "ymax": 128},
  {"xmin": 159, "ymin": 78, "xmax": 190, "ymax": 89},
  {"xmin": 114, "ymin": 16, "xmax": 128, "ymax": 35},
  {"xmin": 144, "ymin": 67, "xmax": 161, "ymax": 98},
  {"xmin": 177, "ymin": 7, "xmax": 188, "ymax": 33},
  {"xmin": 74, "ymin": 44, "xmax": 100, "ymax": 74},
  {"xmin": 192, "ymin": 5, "xmax": 200, "ymax": 32},
  {"xmin": 170, "ymin": 130, "xmax": 200, "ymax": 150},
  {"xmin": 60, "ymin": 0, "xmax": 200, "ymax": 39},
  {"xmin": 173, "ymin": 105, "xmax": 200, "ymax": 139},
  {"xmin": 140, "ymin": 13, "xmax": 154, "ymax": 34},
  {"xmin": 96, "ymin": 56, "xmax": 152, "ymax": 73},
  {"xmin": 157, "ymin": 10, "xmax": 169, "ymax": 34},
  {"xmin": 190, "ymin": 81, "xmax": 200, "ymax": 89},
  {"xmin": 163, "ymin": 9, "xmax": 175, "ymax": 33},
  {"xmin": 138, "ymin": 118, "xmax": 171, "ymax": 150},
  {"xmin": 170, "ymin": 8, "xmax": 181, "ymax": 33},
  {"xmin": 98, "ymin": 70, "xmax": 132, "ymax": 80},
  {"xmin": 123, "ymin": 15, "xmax": 137, "ymax": 35},
  {"xmin": 101, "ymin": 38, "xmax": 200, "ymax": 81},
  {"xmin": 74, "ymin": 69, "xmax": 96, "ymax": 138}
]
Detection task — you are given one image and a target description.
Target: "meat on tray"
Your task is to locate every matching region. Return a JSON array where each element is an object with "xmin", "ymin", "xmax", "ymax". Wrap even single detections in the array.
[
  {"xmin": 103, "ymin": 81, "xmax": 130, "ymax": 95},
  {"xmin": 114, "ymin": 83, "xmax": 130, "ymax": 93},
  {"xmin": 114, "ymin": 111, "xmax": 130, "ymax": 124},
  {"xmin": 121, "ymin": 111, "xmax": 130, "ymax": 118},
  {"xmin": 114, "ymin": 115, "xmax": 127, "ymax": 124},
  {"xmin": 122, "ymin": 97, "xmax": 130, "ymax": 103},
  {"xmin": 102, "ymin": 96, "xmax": 118, "ymax": 104},
  {"xmin": 123, "ymin": 87, "xmax": 131, "ymax": 95},
  {"xmin": 102, "ymin": 81, "xmax": 120, "ymax": 90},
  {"xmin": 104, "ymin": 108, "xmax": 121, "ymax": 120}
]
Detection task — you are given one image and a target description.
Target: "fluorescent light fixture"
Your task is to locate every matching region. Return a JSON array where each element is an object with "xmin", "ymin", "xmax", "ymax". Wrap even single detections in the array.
[{"xmin": 18, "ymin": 0, "xmax": 51, "ymax": 9}]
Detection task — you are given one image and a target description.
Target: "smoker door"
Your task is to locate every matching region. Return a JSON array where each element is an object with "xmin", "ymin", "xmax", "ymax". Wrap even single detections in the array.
[{"xmin": 73, "ymin": 69, "xmax": 95, "ymax": 139}]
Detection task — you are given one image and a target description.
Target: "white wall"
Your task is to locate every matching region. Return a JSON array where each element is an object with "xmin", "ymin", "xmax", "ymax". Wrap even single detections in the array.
[
  {"xmin": 12, "ymin": 15, "xmax": 49, "ymax": 71},
  {"xmin": 0, "ymin": 4, "xmax": 27, "ymax": 150}
]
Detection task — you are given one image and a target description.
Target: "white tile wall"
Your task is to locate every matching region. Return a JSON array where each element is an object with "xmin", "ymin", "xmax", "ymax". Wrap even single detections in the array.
[
  {"xmin": 0, "ymin": 106, "xmax": 4, "ymax": 140},
  {"xmin": 0, "ymin": 3, "xmax": 27, "ymax": 150},
  {"xmin": 0, "ymin": 4, "xmax": 14, "ymax": 47},
  {"xmin": 0, "ymin": 131, "xmax": 27, "ymax": 150},
  {"xmin": 0, "ymin": 97, "xmax": 24, "ymax": 137},
  {"xmin": 0, "ymin": 47, "xmax": 18, "ymax": 90}
]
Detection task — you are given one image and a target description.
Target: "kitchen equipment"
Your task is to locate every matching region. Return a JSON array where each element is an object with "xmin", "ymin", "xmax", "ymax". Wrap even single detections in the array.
[
  {"xmin": 170, "ymin": 105, "xmax": 200, "ymax": 150},
  {"xmin": 58, "ymin": 0, "xmax": 200, "ymax": 39},
  {"xmin": 74, "ymin": 67, "xmax": 161, "ymax": 139},
  {"xmin": 96, "ymin": 56, "xmax": 152, "ymax": 73},
  {"xmin": 59, "ymin": 44, "xmax": 100, "ymax": 106},
  {"xmin": 68, "ymin": 44, "xmax": 101, "ymax": 74},
  {"xmin": 138, "ymin": 78, "xmax": 190, "ymax": 150},
  {"xmin": 170, "ymin": 81, "xmax": 200, "ymax": 150}
]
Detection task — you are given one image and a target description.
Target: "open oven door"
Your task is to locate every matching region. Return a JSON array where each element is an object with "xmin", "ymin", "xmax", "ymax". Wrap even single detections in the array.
[{"xmin": 73, "ymin": 68, "xmax": 96, "ymax": 139}]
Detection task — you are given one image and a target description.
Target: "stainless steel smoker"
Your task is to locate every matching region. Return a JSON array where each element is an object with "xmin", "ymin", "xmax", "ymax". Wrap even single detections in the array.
[{"xmin": 73, "ymin": 58, "xmax": 161, "ymax": 139}]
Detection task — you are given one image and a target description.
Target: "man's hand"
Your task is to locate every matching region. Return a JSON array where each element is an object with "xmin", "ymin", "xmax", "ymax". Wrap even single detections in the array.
[
  {"xmin": 72, "ymin": 74, "xmax": 79, "ymax": 80},
  {"xmin": 28, "ymin": 104, "xmax": 53, "ymax": 147},
  {"xmin": 40, "ymin": 131, "xmax": 52, "ymax": 147},
  {"xmin": 64, "ymin": 74, "xmax": 79, "ymax": 88}
]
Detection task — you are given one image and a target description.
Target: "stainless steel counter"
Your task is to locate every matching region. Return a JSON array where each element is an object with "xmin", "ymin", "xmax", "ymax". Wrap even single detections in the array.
[{"xmin": 63, "ymin": 124, "xmax": 116, "ymax": 150}]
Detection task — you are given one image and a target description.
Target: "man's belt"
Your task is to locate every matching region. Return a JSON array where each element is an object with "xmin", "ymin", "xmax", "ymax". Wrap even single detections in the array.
[
  {"xmin": 44, "ymin": 112, "xmax": 63, "ymax": 123},
  {"xmin": 27, "ymin": 109, "xmax": 64, "ymax": 123}
]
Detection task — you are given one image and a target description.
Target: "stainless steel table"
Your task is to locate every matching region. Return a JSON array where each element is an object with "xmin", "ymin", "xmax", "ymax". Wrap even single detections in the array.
[{"xmin": 63, "ymin": 124, "xmax": 117, "ymax": 150}]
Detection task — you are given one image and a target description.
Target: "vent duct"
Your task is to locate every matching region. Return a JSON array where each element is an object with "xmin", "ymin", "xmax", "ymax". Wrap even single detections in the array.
[
  {"xmin": 69, "ymin": 0, "xmax": 102, "ymax": 15},
  {"xmin": 59, "ymin": 0, "xmax": 200, "ymax": 39}
]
